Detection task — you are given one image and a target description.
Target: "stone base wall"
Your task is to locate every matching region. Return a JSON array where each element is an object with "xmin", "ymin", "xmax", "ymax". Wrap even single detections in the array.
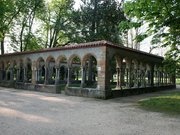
[
  {"xmin": 0, "ymin": 81, "xmax": 61, "ymax": 93},
  {"xmin": 112, "ymin": 85, "xmax": 176, "ymax": 98},
  {"xmin": 65, "ymin": 87, "xmax": 112, "ymax": 99},
  {"xmin": 0, "ymin": 81, "xmax": 15, "ymax": 88}
]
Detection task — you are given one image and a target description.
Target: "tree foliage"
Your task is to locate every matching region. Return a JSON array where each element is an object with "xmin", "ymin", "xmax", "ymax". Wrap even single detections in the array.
[
  {"xmin": 123, "ymin": 0, "xmax": 180, "ymax": 59},
  {"xmin": 72, "ymin": 0, "xmax": 126, "ymax": 44}
]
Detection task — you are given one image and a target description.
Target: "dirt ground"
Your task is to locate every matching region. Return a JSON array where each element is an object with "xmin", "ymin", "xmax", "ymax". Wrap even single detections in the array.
[{"xmin": 0, "ymin": 86, "xmax": 180, "ymax": 135}]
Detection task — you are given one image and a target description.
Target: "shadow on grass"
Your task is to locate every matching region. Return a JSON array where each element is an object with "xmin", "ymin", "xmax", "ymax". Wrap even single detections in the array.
[{"xmin": 138, "ymin": 92, "xmax": 180, "ymax": 115}]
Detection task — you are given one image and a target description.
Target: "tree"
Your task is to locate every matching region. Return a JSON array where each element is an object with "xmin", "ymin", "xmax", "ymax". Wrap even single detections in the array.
[
  {"xmin": 39, "ymin": 0, "xmax": 74, "ymax": 48},
  {"xmin": 122, "ymin": 0, "xmax": 180, "ymax": 63},
  {"xmin": 72, "ymin": 0, "xmax": 126, "ymax": 44},
  {"xmin": 0, "ymin": 0, "xmax": 20, "ymax": 54},
  {"xmin": 10, "ymin": 0, "xmax": 45, "ymax": 52}
]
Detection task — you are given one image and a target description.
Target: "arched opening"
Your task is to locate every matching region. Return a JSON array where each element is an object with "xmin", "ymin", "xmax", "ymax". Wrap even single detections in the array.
[
  {"xmin": 69, "ymin": 55, "xmax": 81, "ymax": 87},
  {"xmin": 83, "ymin": 55, "xmax": 97, "ymax": 88},
  {"xmin": 56, "ymin": 56, "xmax": 68, "ymax": 90},
  {"xmin": 110, "ymin": 55, "xmax": 117, "ymax": 89},
  {"xmin": 26, "ymin": 58, "xmax": 32, "ymax": 83},
  {"xmin": 46, "ymin": 56, "xmax": 56, "ymax": 85},
  {"xmin": 37, "ymin": 58, "xmax": 45, "ymax": 84}
]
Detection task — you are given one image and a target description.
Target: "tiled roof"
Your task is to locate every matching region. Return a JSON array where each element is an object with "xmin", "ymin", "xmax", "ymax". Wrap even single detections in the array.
[{"xmin": 0, "ymin": 40, "xmax": 163, "ymax": 59}]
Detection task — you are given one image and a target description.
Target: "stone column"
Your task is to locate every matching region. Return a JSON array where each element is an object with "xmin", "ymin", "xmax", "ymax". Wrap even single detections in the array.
[
  {"xmin": 150, "ymin": 64, "xmax": 154, "ymax": 87},
  {"xmin": 44, "ymin": 66, "xmax": 48, "ymax": 85},
  {"xmin": 88, "ymin": 57, "xmax": 93, "ymax": 83},
  {"xmin": 55, "ymin": 67, "xmax": 60, "ymax": 85},
  {"xmin": 81, "ymin": 66, "xmax": 86, "ymax": 88},
  {"xmin": 134, "ymin": 63, "xmax": 138, "ymax": 88},
  {"xmin": 115, "ymin": 57, "xmax": 123, "ymax": 89},
  {"xmin": 31, "ymin": 63, "xmax": 37, "ymax": 85},
  {"xmin": 0, "ymin": 69, "xmax": 2, "ymax": 81},
  {"xmin": 23, "ymin": 67, "xmax": 27, "ymax": 83},
  {"xmin": 141, "ymin": 68, "xmax": 146, "ymax": 87},
  {"xmin": 66, "ymin": 67, "xmax": 72, "ymax": 87},
  {"xmin": 10, "ymin": 67, "xmax": 14, "ymax": 81},
  {"xmin": 125, "ymin": 60, "xmax": 131, "ymax": 88},
  {"xmin": 115, "ymin": 67, "xmax": 120, "ymax": 89},
  {"xmin": 16, "ymin": 68, "xmax": 20, "ymax": 82}
]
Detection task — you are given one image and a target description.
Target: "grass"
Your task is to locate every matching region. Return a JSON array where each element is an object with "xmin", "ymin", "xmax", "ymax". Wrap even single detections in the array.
[
  {"xmin": 139, "ymin": 92, "xmax": 180, "ymax": 115},
  {"xmin": 176, "ymin": 78, "xmax": 180, "ymax": 84}
]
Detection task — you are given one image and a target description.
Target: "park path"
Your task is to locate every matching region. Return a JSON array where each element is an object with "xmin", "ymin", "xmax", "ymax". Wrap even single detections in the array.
[{"xmin": 0, "ymin": 86, "xmax": 180, "ymax": 135}]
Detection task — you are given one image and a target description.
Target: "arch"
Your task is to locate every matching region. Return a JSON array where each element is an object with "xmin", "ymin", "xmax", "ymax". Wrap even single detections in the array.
[
  {"xmin": 46, "ymin": 56, "xmax": 56, "ymax": 84},
  {"xmin": 46, "ymin": 55, "xmax": 55, "ymax": 63},
  {"xmin": 82, "ymin": 53, "xmax": 98, "ymax": 88},
  {"xmin": 56, "ymin": 55, "xmax": 67, "ymax": 67},
  {"xmin": 36, "ymin": 57, "xmax": 45, "ymax": 67},
  {"xmin": 18, "ymin": 59, "xmax": 24, "ymax": 82},
  {"xmin": 68, "ymin": 54, "xmax": 81, "ymax": 66},
  {"xmin": 82, "ymin": 53, "xmax": 97, "ymax": 66},
  {"xmin": 25, "ymin": 58, "xmax": 32, "ymax": 83},
  {"xmin": 36, "ymin": 57, "xmax": 45, "ymax": 84}
]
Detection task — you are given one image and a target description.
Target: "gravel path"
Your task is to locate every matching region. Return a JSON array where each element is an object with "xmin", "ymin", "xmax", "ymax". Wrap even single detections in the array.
[{"xmin": 0, "ymin": 86, "xmax": 180, "ymax": 135}]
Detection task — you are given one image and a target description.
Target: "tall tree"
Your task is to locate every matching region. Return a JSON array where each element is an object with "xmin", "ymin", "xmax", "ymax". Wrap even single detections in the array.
[
  {"xmin": 0, "ymin": 0, "xmax": 20, "ymax": 54},
  {"xmin": 39, "ymin": 0, "xmax": 74, "ymax": 48},
  {"xmin": 72, "ymin": 0, "xmax": 126, "ymax": 44},
  {"xmin": 10, "ymin": 0, "xmax": 45, "ymax": 52}
]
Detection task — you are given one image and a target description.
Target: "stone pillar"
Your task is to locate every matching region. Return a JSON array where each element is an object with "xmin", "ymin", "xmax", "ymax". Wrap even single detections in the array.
[
  {"xmin": 81, "ymin": 66, "xmax": 86, "ymax": 88},
  {"xmin": 0, "ymin": 69, "xmax": 2, "ymax": 81},
  {"xmin": 31, "ymin": 63, "xmax": 37, "ymax": 85},
  {"xmin": 115, "ymin": 57, "xmax": 123, "ymax": 89},
  {"xmin": 16, "ymin": 68, "xmax": 20, "ymax": 82},
  {"xmin": 125, "ymin": 60, "xmax": 131, "ymax": 88},
  {"xmin": 88, "ymin": 57, "xmax": 93, "ymax": 83},
  {"xmin": 10, "ymin": 67, "xmax": 14, "ymax": 81},
  {"xmin": 66, "ymin": 67, "xmax": 72, "ymax": 87},
  {"xmin": 44, "ymin": 66, "xmax": 48, "ymax": 85},
  {"xmin": 23, "ymin": 67, "xmax": 27, "ymax": 83},
  {"xmin": 157, "ymin": 70, "xmax": 160, "ymax": 86},
  {"xmin": 150, "ymin": 65, "xmax": 154, "ymax": 87},
  {"xmin": 134, "ymin": 63, "xmax": 138, "ymax": 88},
  {"xmin": 141, "ymin": 68, "xmax": 146, "ymax": 87},
  {"xmin": 55, "ymin": 67, "xmax": 60, "ymax": 85}
]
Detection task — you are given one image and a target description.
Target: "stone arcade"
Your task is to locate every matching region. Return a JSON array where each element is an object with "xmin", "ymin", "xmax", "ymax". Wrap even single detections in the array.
[{"xmin": 0, "ymin": 41, "xmax": 176, "ymax": 99}]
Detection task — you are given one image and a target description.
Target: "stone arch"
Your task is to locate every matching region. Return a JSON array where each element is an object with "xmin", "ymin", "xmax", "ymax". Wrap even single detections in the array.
[
  {"xmin": 56, "ymin": 55, "xmax": 68, "ymax": 82},
  {"xmin": 82, "ymin": 53, "xmax": 98, "ymax": 88},
  {"xmin": 67, "ymin": 54, "xmax": 81, "ymax": 87},
  {"xmin": 36, "ymin": 57, "xmax": 45, "ymax": 84},
  {"xmin": 46, "ymin": 56, "xmax": 56, "ymax": 84},
  {"xmin": 18, "ymin": 59, "xmax": 24, "ymax": 82},
  {"xmin": 25, "ymin": 58, "xmax": 32, "ymax": 83},
  {"xmin": 82, "ymin": 53, "xmax": 97, "ymax": 66},
  {"xmin": 68, "ymin": 54, "xmax": 81, "ymax": 67},
  {"xmin": 56, "ymin": 55, "xmax": 67, "ymax": 67}
]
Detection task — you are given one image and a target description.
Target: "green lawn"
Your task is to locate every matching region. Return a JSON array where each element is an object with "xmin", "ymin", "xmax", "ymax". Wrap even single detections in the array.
[
  {"xmin": 139, "ymin": 92, "xmax": 180, "ymax": 115},
  {"xmin": 176, "ymin": 78, "xmax": 180, "ymax": 84}
]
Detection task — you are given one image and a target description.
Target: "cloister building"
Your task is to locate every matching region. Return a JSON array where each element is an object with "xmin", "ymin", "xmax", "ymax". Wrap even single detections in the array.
[{"xmin": 0, "ymin": 41, "xmax": 176, "ymax": 99}]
